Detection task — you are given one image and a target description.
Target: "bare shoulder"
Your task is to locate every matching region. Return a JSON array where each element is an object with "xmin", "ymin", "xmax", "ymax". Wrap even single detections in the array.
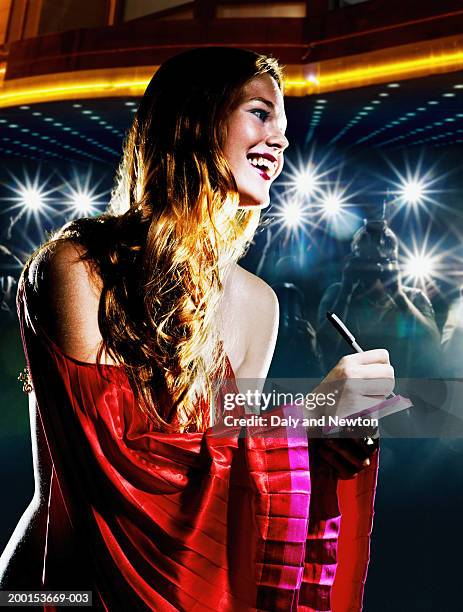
[
  {"xmin": 29, "ymin": 239, "xmax": 111, "ymax": 364},
  {"xmin": 224, "ymin": 264, "xmax": 279, "ymax": 380},
  {"xmin": 232, "ymin": 264, "xmax": 279, "ymax": 314},
  {"xmin": 32, "ymin": 239, "xmax": 101, "ymax": 309},
  {"xmin": 32, "ymin": 240, "xmax": 98, "ymax": 287},
  {"xmin": 223, "ymin": 264, "xmax": 279, "ymax": 334}
]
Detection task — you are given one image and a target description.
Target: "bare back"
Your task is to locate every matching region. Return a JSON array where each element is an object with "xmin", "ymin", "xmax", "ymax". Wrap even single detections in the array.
[{"xmin": 33, "ymin": 240, "xmax": 278, "ymax": 380}]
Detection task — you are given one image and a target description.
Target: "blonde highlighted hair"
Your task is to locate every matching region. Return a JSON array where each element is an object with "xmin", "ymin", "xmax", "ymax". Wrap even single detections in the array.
[{"xmin": 38, "ymin": 48, "xmax": 283, "ymax": 432}]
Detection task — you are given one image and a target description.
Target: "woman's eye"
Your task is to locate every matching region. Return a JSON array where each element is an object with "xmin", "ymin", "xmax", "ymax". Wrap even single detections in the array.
[{"xmin": 250, "ymin": 109, "xmax": 269, "ymax": 122}]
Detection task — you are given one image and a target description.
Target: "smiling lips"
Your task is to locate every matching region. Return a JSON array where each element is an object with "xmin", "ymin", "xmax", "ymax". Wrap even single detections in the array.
[{"xmin": 246, "ymin": 153, "xmax": 278, "ymax": 181}]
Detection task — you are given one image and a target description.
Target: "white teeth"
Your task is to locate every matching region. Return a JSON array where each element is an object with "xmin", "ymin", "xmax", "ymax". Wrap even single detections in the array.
[{"xmin": 247, "ymin": 155, "xmax": 278, "ymax": 176}]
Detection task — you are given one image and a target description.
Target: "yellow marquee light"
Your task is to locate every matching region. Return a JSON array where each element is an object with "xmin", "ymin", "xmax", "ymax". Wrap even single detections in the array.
[
  {"xmin": 286, "ymin": 35, "xmax": 463, "ymax": 95},
  {"xmin": 319, "ymin": 50, "xmax": 463, "ymax": 88},
  {"xmin": 0, "ymin": 69, "xmax": 156, "ymax": 108},
  {"xmin": 0, "ymin": 80, "xmax": 149, "ymax": 103},
  {"xmin": 1, "ymin": 35, "xmax": 463, "ymax": 106}
]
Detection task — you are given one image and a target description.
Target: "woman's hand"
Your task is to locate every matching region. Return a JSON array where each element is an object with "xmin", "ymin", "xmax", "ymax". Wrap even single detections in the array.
[
  {"xmin": 317, "ymin": 348, "xmax": 395, "ymax": 421},
  {"xmin": 308, "ymin": 348, "xmax": 393, "ymax": 478}
]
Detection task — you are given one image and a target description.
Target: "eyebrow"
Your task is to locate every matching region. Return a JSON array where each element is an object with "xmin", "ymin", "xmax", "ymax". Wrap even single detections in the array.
[{"xmin": 248, "ymin": 97, "xmax": 275, "ymax": 109}]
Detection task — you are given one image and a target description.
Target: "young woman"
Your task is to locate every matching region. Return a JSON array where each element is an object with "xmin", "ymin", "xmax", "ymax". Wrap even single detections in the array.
[{"xmin": 0, "ymin": 48, "xmax": 392, "ymax": 611}]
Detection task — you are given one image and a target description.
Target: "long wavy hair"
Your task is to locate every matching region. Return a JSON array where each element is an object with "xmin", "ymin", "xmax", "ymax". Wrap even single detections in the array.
[{"xmin": 35, "ymin": 47, "xmax": 283, "ymax": 432}]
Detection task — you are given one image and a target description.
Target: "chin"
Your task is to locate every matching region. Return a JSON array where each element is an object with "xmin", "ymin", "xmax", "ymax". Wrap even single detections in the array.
[{"xmin": 238, "ymin": 192, "xmax": 271, "ymax": 209}]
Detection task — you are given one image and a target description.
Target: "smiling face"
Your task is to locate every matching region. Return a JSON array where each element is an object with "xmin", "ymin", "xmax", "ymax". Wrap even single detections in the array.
[{"xmin": 222, "ymin": 74, "xmax": 289, "ymax": 208}]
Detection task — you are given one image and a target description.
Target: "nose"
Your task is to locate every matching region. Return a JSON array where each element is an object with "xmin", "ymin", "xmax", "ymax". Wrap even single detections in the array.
[{"xmin": 267, "ymin": 127, "xmax": 289, "ymax": 153}]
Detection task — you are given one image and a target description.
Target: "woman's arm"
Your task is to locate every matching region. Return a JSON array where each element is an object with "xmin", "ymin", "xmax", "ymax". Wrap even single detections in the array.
[
  {"xmin": 224, "ymin": 269, "xmax": 377, "ymax": 478},
  {"xmin": 0, "ymin": 393, "xmax": 52, "ymax": 589},
  {"xmin": 0, "ymin": 241, "xmax": 108, "ymax": 587}
]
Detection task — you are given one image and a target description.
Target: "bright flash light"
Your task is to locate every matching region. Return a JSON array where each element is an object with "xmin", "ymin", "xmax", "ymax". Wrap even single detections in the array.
[
  {"xmin": 384, "ymin": 159, "xmax": 444, "ymax": 224},
  {"xmin": 1, "ymin": 171, "xmax": 57, "ymax": 238},
  {"xmin": 61, "ymin": 170, "xmax": 109, "ymax": 218},
  {"xmin": 283, "ymin": 201, "xmax": 303, "ymax": 228},
  {"xmin": 322, "ymin": 193, "xmax": 342, "ymax": 215},
  {"xmin": 401, "ymin": 180, "xmax": 426, "ymax": 204},
  {"xmin": 399, "ymin": 226, "xmax": 460, "ymax": 292},
  {"xmin": 71, "ymin": 192, "xmax": 95, "ymax": 215},
  {"xmin": 317, "ymin": 188, "xmax": 359, "ymax": 239},
  {"xmin": 404, "ymin": 253, "xmax": 435, "ymax": 280},
  {"xmin": 271, "ymin": 195, "xmax": 314, "ymax": 239},
  {"xmin": 19, "ymin": 187, "xmax": 44, "ymax": 211},
  {"xmin": 294, "ymin": 167, "xmax": 319, "ymax": 196}
]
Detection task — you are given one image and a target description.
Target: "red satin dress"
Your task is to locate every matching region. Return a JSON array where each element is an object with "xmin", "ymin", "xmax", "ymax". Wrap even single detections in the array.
[{"xmin": 15, "ymin": 270, "xmax": 378, "ymax": 611}]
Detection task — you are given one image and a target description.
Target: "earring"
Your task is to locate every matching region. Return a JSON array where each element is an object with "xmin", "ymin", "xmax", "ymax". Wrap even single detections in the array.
[{"xmin": 18, "ymin": 367, "xmax": 33, "ymax": 394}]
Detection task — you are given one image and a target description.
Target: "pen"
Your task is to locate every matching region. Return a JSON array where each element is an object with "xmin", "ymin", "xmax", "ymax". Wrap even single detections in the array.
[
  {"xmin": 326, "ymin": 311, "xmax": 396, "ymax": 399},
  {"xmin": 325, "ymin": 311, "xmax": 397, "ymax": 447}
]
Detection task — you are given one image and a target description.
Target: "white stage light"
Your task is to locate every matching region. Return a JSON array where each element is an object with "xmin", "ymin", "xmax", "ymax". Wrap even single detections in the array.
[
  {"xmin": 71, "ymin": 192, "xmax": 94, "ymax": 215},
  {"xmin": 404, "ymin": 253, "xmax": 435, "ymax": 281},
  {"xmin": 20, "ymin": 188, "xmax": 44, "ymax": 211},
  {"xmin": 383, "ymin": 161, "xmax": 445, "ymax": 223},
  {"xmin": 2, "ymin": 172, "xmax": 56, "ymax": 237},
  {"xmin": 61, "ymin": 169, "xmax": 109, "ymax": 218},
  {"xmin": 401, "ymin": 180, "xmax": 426, "ymax": 204},
  {"xmin": 282, "ymin": 202, "xmax": 302, "ymax": 228},
  {"xmin": 322, "ymin": 193, "xmax": 342, "ymax": 215},
  {"xmin": 294, "ymin": 166, "xmax": 319, "ymax": 196}
]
